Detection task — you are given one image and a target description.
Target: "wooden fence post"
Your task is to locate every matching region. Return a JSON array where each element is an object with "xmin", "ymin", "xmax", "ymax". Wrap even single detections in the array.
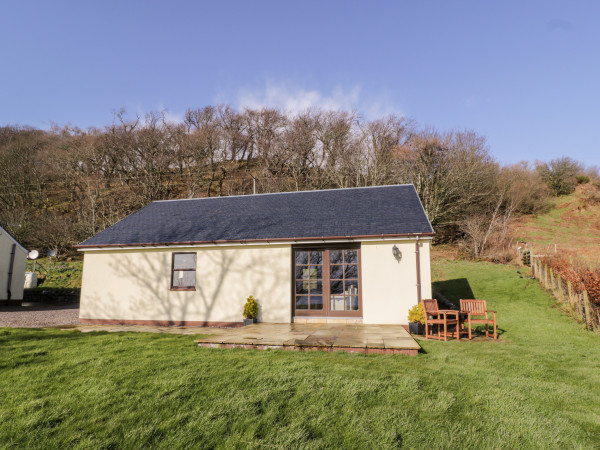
[
  {"xmin": 557, "ymin": 274, "xmax": 563, "ymax": 301},
  {"xmin": 549, "ymin": 268, "xmax": 555, "ymax": 290},
  {"xmin": 583, "ymin": 290, "xmax": 591, "ymax": 330},
  {"xmin": 567, "ymin": 281, "xmax": 574, "ymax": 308},
  {"xmin": 544, "ymin": 264, "xmax": 549, "ymax": 289}
]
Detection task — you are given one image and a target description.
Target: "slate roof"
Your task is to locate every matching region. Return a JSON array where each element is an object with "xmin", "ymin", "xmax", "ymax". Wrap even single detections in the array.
[{"xmin": 76, "ymin": 185, "xmax": 434, "ymax": 248}]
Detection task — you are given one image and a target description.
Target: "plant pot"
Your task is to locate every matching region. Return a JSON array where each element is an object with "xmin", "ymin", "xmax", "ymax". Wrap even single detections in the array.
[
  {"xmin": 243, "ymin": 318, "xmax": 255, "ymax": 326},
  {"xmin": 409, "ymin": 322, "xmax": 425, "ymax": 335}
]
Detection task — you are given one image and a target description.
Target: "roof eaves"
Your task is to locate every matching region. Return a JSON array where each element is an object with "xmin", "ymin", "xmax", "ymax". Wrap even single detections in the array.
[{"xmin": 73, "ymin": 232, "xmax": 437, "ymax": 249}]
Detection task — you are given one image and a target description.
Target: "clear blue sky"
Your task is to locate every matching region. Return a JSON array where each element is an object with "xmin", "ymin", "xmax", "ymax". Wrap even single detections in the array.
[{"xmin": 1, "ymin": 1, "xmax": 598, "ymax": 166}]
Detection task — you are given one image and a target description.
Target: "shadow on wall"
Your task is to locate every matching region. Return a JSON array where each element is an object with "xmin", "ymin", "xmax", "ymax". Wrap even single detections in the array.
[
  {"xmin": 82, "ymin": 248, "xmax": 287, "ymax": 324},
  {"xmin": 432, "ymin": 278, "xmax": 475, "ymax": 307}
]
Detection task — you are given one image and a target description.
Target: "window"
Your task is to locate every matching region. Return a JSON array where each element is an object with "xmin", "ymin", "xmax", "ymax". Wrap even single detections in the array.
[
  {"xmin": 293, "ymin": 246, "xmax": 361, "ymax": 317},
  {"xmin": 171, "ymin": 253, "xmax": 196, "ymax": 290}
]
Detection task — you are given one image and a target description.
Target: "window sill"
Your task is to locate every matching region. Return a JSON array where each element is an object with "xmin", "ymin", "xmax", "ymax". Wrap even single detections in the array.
[{"xmin": 169, "ymin": 288, "xmax": 196, "ymax": 291}]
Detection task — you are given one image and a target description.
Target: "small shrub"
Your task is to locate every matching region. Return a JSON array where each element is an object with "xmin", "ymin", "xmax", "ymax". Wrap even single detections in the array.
[
  {"xmin": 576, "ymin": 175, "xmax": 590, "ymax": 184},
  {"xmin": 408, "ymin": 303, "xmax": 425, "ymax": 324},
  {"xmin": 243, "ymin": 295, "xmax": 259, "ymax": 319}
]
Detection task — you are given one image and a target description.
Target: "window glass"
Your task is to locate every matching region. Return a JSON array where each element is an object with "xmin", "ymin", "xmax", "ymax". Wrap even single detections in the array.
[
  {"xmin": 330, "ymin": 265, "xmax": 343, "ymax": 279},
  {"xmin": 310, "ymin": 280, "xmax": 323, "ymax": 295},
  {"xmin": 330, "ymin": 280, "xmax": 343, "ymax": 294},
  {"xmin": 344, "ymin": 264, "xmax": 358, "ymax": 279},
  {"xmin": 295, "ymin": 251, "xmax": 309, "ymax": 265},
  {"xmin": 173, "ymin": 253, "xmax": 196, "ymax": 270},
  {"xmin": 296, "ymin": 296, "xmax": 309, "ymax": 310},
  {"xmin": 172, "ymin": 270, "xmax": 195, "ymax": 288},
  {"xmin": 330, "ymin": 250, "xmax": 343, "ymax": 264},
  {"xmin": 309, "ymin": 251, "xmax": 323, "ymax": 265},
  {"xmin": 344, "ymin": 250, "xmax": 358, "ymax": 264},
  {"xmin": 296, "ymin": 281, "xmax": 308, "ymax": 295},
  {"xmin": 310, "ymin": 296, "xmax": 323, "ymax": 310}
]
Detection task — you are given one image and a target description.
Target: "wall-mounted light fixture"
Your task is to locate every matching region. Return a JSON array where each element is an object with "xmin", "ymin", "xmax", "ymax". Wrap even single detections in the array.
[{"xmin": 392, "ymin": 245, "xmax": 402, "ymax": 263}]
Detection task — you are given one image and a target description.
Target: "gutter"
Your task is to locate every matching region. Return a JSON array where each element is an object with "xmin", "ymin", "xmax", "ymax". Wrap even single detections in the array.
[
  {"xmin": 415, "ymin": 236, "xmax": 422, "ymax": 304},
  {"xmin": 74, "ymin": 232, "xmax": 436, "ymax": 251},
  {"xmin": 7, "ymin": 243, "xmax": 15, "ymax": 301}
]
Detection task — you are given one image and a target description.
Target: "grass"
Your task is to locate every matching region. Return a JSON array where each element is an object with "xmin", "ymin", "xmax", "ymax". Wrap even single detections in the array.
[
  {"xmin": 2, "ymin": 259, "xmax": 600, "ymax": 448},
  {"xmin": 511, "ymin": 184, "xmax": 600, "ymax": 264}
]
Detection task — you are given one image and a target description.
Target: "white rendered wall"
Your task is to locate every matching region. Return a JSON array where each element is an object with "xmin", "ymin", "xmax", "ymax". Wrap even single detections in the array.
[
  {"xmin": 361, "ymin": 239, "xmax": 432, "ymax": 324},
  {"xmin": 80, "ymin": 244, "xmax": 292, "ymax": 324}
]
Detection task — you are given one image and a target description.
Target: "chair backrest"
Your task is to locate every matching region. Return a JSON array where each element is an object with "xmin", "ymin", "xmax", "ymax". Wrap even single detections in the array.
[
  {"xmin": 460, "ymin": 299, "xmax": 487, "ymax": 315},
  {"xmin": 422, "ymin": 299, "xmax": 439, "ymax": 315}
]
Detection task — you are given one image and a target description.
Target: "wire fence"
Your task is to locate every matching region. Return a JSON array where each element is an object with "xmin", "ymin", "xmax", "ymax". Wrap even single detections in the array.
[{"xmin": 531, "ymin": 257, "xmax": 600, "ymax": 332}]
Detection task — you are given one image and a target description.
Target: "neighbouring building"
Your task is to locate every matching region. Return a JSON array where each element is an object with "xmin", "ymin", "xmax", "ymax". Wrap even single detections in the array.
[
  {"xmin": 75, "ymin": 185, "xmax": 434, "ymax": 326},
  {"xmin": 0, "ymin": 226, "xmax": 28, "ymax": 306}
]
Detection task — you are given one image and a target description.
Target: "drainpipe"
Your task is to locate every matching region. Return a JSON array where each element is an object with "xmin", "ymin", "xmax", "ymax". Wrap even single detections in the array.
[
  {"xmin": 7, "ymin": 243, "xmax": 16, "ymax": 301},
  {"xmin": 415, "ymin": 236, "xmax": 421, "ymax": 304}
]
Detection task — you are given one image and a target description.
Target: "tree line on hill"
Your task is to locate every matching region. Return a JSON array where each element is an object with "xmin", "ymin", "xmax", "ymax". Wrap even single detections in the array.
[{"xmin": 0, "ymin": 106, "xmax": 597, "ymax": 259}]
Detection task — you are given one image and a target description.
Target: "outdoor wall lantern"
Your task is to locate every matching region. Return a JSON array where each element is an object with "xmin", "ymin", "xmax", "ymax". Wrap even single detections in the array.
[{"xmin": 392, "ymin": 245, "xmax": 402, "ymax": 263}]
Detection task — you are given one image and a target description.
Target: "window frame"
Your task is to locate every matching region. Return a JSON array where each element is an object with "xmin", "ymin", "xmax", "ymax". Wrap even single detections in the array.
[
  {"xmin": 292, "ymin": 244, "xmax": 362, "ymax": 318},
  {"xmin": 170, "ymin": 252, "xmax": 197, "ymax": 291}
]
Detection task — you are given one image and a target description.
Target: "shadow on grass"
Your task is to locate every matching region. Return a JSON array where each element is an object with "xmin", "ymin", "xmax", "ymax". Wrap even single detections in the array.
[
  {"xmin": 0, "ymin": 329, "xmax": 84, "ymax": 342},
  {"xmin": 433, "ymin": 278, "xmax": 475, "ymax": 306}
]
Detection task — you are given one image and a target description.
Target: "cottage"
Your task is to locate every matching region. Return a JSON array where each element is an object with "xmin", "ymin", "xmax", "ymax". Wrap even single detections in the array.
[
  {"xmin": 75, "ymin": 185, "xmax": 434, "ymax": 326},
  {"xmin": 0, "ymin": 226, "xmax": 28, "ymax": 306}
]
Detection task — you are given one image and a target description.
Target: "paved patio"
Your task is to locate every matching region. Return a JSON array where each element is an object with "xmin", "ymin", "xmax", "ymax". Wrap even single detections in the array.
[
  {"xmin": 72, "ymin": 323, "xmax": 420, "ymax": 355},
  {"xmin": 195, "ymin": 323, "xmax": 421, "ymax": 355}
]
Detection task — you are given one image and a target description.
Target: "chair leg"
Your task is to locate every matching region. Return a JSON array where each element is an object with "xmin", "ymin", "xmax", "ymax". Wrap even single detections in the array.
[
  {"xmin": 443, "ymin": 318, "xmax": 448, "ymax": 341},
  {"xmin": 468, "ymin": 316, "xmax": 472, "ymax": 340},
  {"xmin": 485, "ymin": 323, "xmax": 489, "ymax": 338}
]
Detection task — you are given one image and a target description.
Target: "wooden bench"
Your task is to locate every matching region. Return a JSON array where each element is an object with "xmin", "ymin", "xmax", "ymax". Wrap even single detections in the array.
[
  {"xmin": 422, "ymin": 299, "xmax": 460, "ymax": 341},
  {"xmin": 459, "ymin": 299, "xmax": 497, "ymax": 340}
]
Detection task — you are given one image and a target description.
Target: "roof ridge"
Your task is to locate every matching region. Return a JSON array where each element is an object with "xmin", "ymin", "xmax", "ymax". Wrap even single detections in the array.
[{"xmin": 153, "ymin": 184, "xmax": 414, "ymax": 203}]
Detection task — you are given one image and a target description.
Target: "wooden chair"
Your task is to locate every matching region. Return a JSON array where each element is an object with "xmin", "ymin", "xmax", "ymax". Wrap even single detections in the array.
[
  {"xmin": 422, "ymin": 299, "xmax": 460, "ymax": 341},
  {"xmin": 459, "ymin": 299, "xmax": 497, "ymax": 340}
]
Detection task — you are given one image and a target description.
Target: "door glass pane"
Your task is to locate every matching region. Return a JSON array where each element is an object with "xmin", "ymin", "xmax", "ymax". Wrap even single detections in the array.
[
  {"xmin": 295, "ymin": 266, "xmax": 306, "ymax": 280},
  {"xmin": 330, "ymin": 250, "xmax": 343, "ymax": 264},
  {"xmin": 312, "ymin": 265, "xmax": 323, "ymax": 279},
  {"xmin": 296, "ymin": 296, "xmax": 309, "ymax": 310},
  {"xmin": 310, "ymin": 296, "xmax": 323, "ymax": 310},
  {"xmin": 310, "ymin": 280, "xmax": 323, "ymax": 295},
  {"xmin": 348, "ymin": 295, "xmax": 359, "ymax": 310},
  {"xmin": 331, "ymin": 295, "xmax": 345, "ymax": 311},
  {"xmin": 345, "ymin": 279, "xmax": 359, "ymax": 296},
  {"xmin": 295, "ymin": 251, "xmax": 308, "ymax": 265},
  {"xmin": 330, "ymin": 279, "xmax": 343, "ymax": 294},
  {"xmin": 345, "ymin": 264, "xmax": 358, "ymax": 279},
  {"xmin": 309, "ymin": 251, "xmax": 323, "ymax": 264},
  {"xmin": 344, "ymin": 250, "xmax": 358, "ymax": 264},
  {"xmin": 296, "ymin": 281, "xmax": 308, "ymax": 295},
  {"xmin": 330, "ymin": 264, "xmax": 343, "ymax": 279}
]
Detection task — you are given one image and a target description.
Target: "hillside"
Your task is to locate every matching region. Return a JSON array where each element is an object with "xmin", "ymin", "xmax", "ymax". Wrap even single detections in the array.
[{"xmin": 511, "ymin": 183, "xmax": 600, "ymax": 264}]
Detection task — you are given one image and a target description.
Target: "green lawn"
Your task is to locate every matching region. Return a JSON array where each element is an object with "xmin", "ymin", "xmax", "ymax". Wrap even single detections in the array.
[{"xmin": 2, "ymin": 259, "xmax": 600, "ymax": 448}]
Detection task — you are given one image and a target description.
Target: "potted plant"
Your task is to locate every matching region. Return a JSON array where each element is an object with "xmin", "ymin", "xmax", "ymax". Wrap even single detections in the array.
[
  {"xmin": 408, "ymin": 303, "xmax": 425, "ymax": 335},
  {"xmin": 243, "ymin": 295, "xmax": 259, "ymax": 326}
]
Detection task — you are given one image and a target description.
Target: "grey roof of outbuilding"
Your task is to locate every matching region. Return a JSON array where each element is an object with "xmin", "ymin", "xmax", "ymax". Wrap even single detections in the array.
[{"xmin": 76, "ymin": 185, "xmax": 434, "ymax": 248}]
